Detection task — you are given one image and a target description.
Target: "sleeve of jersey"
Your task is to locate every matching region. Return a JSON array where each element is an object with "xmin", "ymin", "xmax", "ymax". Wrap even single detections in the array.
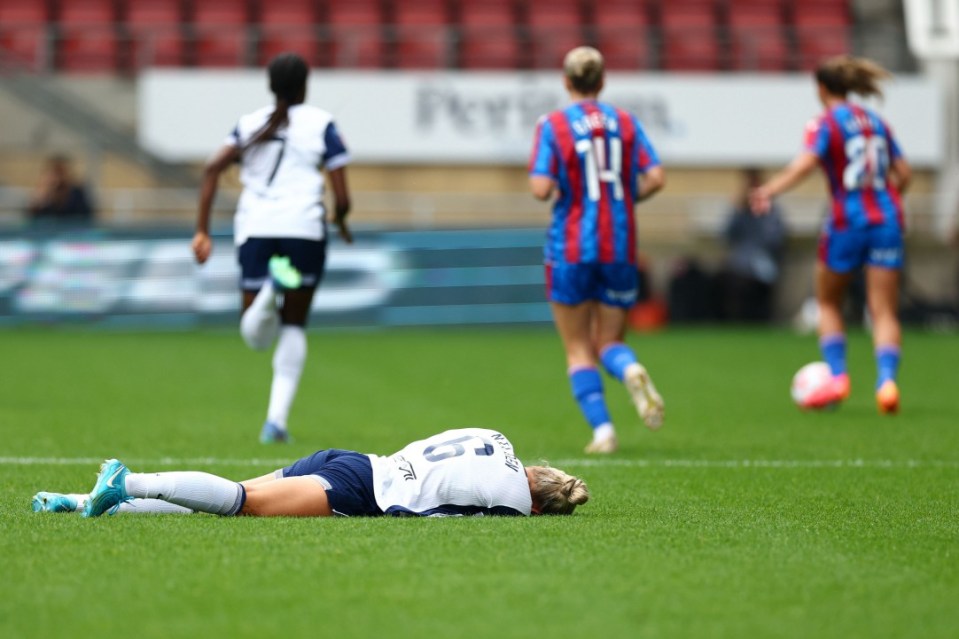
[
  {"xmin": 528, "ymin": 117, "xmax": 558, "ymax": 179},
  {"xmin": 802, "ymin": 118, "xmax": 829, "ymax": 158},
  {"xmin": 321, "ymin": 121, "xmax": 350, "ymax": 170},
  {"xmin": 633, "ymin": 117, "xmax": 661, "ymax": 173},
  {"xmin": 224, "ymin": 123, "xmax": 241, "ymax": 148}
]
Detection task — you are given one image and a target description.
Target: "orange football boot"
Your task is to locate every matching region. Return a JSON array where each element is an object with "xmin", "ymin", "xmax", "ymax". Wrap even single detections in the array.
[{"xmin": 876, "ymin": 380, "xmax": 900, "ymax": 415}]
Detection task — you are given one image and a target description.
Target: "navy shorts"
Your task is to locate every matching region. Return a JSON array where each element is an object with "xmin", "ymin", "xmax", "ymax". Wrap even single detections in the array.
[
  {"xmin": 818, "ymin": 223, "xmax": 904, "ymax": 274},
  {"xmin": 282, "ymin": 449, "xmax": 381, "ymax": 517},
  {"xmin": 238, "ymin": 237, "xmax": 327, "ymax": 291},
  {"xmin": 546, "ymin": 262, "xmax": 639, "ymax": 308}
]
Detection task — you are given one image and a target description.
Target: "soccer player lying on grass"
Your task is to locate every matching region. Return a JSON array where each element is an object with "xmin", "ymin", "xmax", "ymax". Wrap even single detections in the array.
[{"xmin": 32, "ymin": 428, "xmax": 589, "ymax": 518}]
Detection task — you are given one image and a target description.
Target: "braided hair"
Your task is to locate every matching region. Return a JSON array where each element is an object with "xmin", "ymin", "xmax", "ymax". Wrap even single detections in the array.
[{"xmin": 245, "ymin": 53, "xmax": 309, "ymax": 150}]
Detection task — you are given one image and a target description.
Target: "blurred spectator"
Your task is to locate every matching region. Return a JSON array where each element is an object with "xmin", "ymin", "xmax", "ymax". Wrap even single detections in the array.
[
  {"xmin": 719, "ymin": 168, "xmax": 786, "ymax": 322},
  {"xmin": 26, "ymin": 155, "xmax": 94, "ymax": 225}
]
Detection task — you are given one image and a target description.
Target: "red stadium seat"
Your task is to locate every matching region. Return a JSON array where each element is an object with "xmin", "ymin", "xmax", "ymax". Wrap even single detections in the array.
[
  {"xmin": 660, "ymin": 2, "xmax": 721, "ymax": 71},
  {"xmin": 458, "ymin": 1, "xmax": 521, "ymax": 69},
  {"xmin": 394, "ymin": 0, "xmax": 452, "ymax": 69},
  {"xmin": 526, "ymin": 0, "xmax": 584, "ymax": 69},
  {"xmin": 591, "ymin": 1, "xmax": 652, "ymax": 71},
  {"xmin": 793, "ymin": 4, "xmax": 850, "ymax": 70},
  {"xmin": 327, "ymin": 0, "xmax": 386, "ymax": 68},
  {"xmin": 0, "ymin": 2, "xmax": 51, "ymax": 71},
  {"xmin": 122, "ymin": 0, "xmax": 185, "ymax": 69},
  {"xmin": 257, "ymin": 0, "xmax": 319, "ymax": 66},
  {"xmin": 57, "ymin": 0, "xmax": 120, "ymax": 73},
  {"xmin": 192, "ymin": 0, "xmax": 251, "ymax": 68},
  {"xmin": 727, "ymin": 3, "xmax": 789, "ymax": 71}
]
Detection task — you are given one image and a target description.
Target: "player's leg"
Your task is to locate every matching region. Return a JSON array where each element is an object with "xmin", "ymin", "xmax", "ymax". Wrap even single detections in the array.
[
  {"xmin": 238, "ymin": 239, "xmax": 281, "ymax": 351},
  {"xmin": 594, "ymin": 264, "xmax": 664, "ymax": 429},
  {"xmin": 240, "ymin": 476, "xmax": 333, "ymax": 517},
  {"xmin": 260, "ymin": 239, "xmax": 326, "ymax": 443},
  {"xmin": 865, "ymin": 226, "xmax": 904, "ymax": 414},
  {"xmin": 33, "ymin": 491, "xmax": 192, "ymax": 514},
  {"xmin": 84, "ymin": 459, "xmax": 245, "ymax": 517},
  {"xmin": 551, "ymin": 300, "xmax": 616, "ymax": 453}
]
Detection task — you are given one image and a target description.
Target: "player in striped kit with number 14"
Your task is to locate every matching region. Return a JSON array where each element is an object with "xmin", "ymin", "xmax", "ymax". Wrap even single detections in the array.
[{"xmin": 529, "ymin": 46, "xmax": 667, "ymax": 454}]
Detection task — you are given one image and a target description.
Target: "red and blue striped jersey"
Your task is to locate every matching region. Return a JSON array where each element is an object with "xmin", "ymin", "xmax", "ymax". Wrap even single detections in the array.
[
  {"xmin": 529, "ymin": 100, "xmax": 660, "ymax": 264},
  {"xmin": 803, "ymin": 102, "xmax": 905, "ymax": 231}
]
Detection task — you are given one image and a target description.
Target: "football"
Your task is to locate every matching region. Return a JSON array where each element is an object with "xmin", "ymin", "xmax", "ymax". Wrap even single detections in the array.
[{"xmin": 790, "ymin": 362, "xmax": 833, "ymax": 407}]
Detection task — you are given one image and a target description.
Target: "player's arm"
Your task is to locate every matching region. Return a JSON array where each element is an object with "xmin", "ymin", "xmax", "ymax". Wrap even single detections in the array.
[
  {"xmin": 750, "ymin": 151, "xmax": 818, "ymax": 215},
  {"xmin": 530, "ymin": 175, "xmax": 556, "ymax": 201},
  {"xmin": 637, "ymin": 165, "xmax": 666, "ymax": 202},
  {"xmin": 193, "ymin": 144, "xmax": 240, "ymax": 264},
  {"xmin": 327, "ymin": 166, "xmax": 353, "ymax": 244},
  {"xmin": 889, "ymin": 156, "xmax": 911, "ymax": 194}
]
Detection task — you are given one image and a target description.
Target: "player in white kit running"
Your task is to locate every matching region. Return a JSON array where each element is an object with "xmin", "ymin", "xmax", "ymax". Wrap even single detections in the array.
[
  {"xmin": 191, "ymin": 53, "xmax": 353, "ymax": 444},
  {"xmin": 32, "ymin": 428, "xmax": 590, "ymax": 518}
]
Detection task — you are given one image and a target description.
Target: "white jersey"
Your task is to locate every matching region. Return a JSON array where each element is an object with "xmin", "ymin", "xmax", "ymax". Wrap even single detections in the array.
[
  {"xmin": 225, "ymin": 103, "xmax": 350, "ymax": 246},
  {"xmin": 367, "ymin": 428, "xmax": 533, "ymax": 517}
]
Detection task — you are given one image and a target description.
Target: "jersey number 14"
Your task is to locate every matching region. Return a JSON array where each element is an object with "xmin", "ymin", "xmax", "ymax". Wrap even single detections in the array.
[{"xmin": 575, "ymin": 137, "xmax": 624, "ymax": 202}]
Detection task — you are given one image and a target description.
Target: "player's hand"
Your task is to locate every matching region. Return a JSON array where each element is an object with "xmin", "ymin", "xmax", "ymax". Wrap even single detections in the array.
[
  {"xmin": 334, "ymin": 215, "xmax": 354, "ymax": 244},
  {"xmin": 192, "ymin": 231, "xmax": 212, "ymax": 264},
  {"xmin": 749, "ymin": 187, "xmax": 772, "ymax": 215}
]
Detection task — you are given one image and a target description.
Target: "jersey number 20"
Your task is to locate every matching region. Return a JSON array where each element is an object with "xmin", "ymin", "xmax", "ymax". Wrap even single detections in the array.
[
  {"xmin": 843, "ymin": 134, "xmax": 888, "ymax": 191},
  {"xmin": 575, "ymin": 137, "xmax": 624, "ymax": 202}
]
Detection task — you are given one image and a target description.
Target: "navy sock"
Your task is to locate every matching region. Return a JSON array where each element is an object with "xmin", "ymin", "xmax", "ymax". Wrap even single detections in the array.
[
  {"xmin": 600, "ymin": 342, "xmax": 638, "ymax": 383},
  {"xmin": 569, "ymin": 367, "xmax": 612, "ymax": 430}
]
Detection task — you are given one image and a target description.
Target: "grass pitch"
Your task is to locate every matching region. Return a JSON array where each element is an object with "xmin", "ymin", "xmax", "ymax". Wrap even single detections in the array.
[{"xmin": 1, "ymin": 327, "xmax": 957, "ymax": 639}]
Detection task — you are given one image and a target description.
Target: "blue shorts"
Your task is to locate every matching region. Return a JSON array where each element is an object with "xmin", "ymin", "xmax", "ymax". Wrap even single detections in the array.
[
  {"xmin": 546, "ymin": 262, "xmax": 639, "ymax": 308},
  {"xmin": 238, "ymin": 237, "xmax": 327, "ymax": 291},
  {"xmin": 819, "ymin": 224, "xmax": 904, "ymax": 274},
  {"xmin": 282, "ymin": 449, "xmax": 381, "ymax": 517}
]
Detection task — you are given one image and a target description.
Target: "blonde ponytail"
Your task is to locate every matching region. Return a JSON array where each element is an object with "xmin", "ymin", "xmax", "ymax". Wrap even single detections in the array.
[
  {"xmin": 528, "ymin": 465, "xmax": 590, "ymax": 515},
  {"xmin": 815, "ymin": 55, "xmax": 891, "ymax": 99}
]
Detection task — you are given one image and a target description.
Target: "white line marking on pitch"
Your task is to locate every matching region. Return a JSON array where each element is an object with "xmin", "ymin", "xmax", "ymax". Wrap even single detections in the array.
[{"xmin": 0, "ymin": 457, "xmax": 957, "ymax": 469}]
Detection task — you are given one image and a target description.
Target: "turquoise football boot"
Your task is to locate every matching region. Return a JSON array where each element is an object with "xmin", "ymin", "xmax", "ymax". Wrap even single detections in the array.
[
  {"xmin": 268, "ymin": 255, "xmax": 302, "ymax": 290},
  {"xmin": 83, "ymin": 459, "xmax": 131, "ymax": 517},
  {"xmin": 32, "ymin": 492, "xmax": 80, "ymax": 513}
]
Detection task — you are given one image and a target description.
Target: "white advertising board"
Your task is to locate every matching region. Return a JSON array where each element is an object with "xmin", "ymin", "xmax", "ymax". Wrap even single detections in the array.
[{"xmin": 139, "ymin": 70, "xmax": 943, "ymax": 166}]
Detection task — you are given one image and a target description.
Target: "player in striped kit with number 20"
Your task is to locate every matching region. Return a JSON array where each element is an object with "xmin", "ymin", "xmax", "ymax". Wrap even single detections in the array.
[
  {"xmin": 751, "ymin": 55, "xmax": 912, "ymax": 414},
  {"xmin": 529, "ymin": 46, "xmax": 667, "ymax": 454}
]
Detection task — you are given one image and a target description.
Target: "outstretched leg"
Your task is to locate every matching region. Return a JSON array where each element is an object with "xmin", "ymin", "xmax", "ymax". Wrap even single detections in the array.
[{"xmin": 866, "ymin": 265, "xmax": 901, "ymax": 414}]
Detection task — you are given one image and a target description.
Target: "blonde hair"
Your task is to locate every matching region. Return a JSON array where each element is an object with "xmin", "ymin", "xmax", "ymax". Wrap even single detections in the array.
[
  {"xmin": 815, "ymin": 55, "xmax": 891, "ymax": 99},
  {"xmin": 528, "ymin": 465, "xmax": 589, "ymax": 515},
  {"xmin": 563, "ymin": 46, "xmax": 604, "ymax": 94}
]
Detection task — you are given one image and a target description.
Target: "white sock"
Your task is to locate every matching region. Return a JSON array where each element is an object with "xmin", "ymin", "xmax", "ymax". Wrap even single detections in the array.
[
  {"xmin": 240, "ymin": 281, "xmax": 279, "ymax": 351},
  {"xmin": 67, "ymin": 493, "xmax": 88, "ymax": 511},
  {"xmin": 117, "ymin": 499, "xmax": 194, "ymax": 515},
  {"xmin": 266, "ymin": 325, "xmax": 307, "ymax": 430},
  {"xmin": 125, "ymin": 472, "xmax": 244, "ymax": 515},
  {"xmin": 593, "ymin": 423, "xmax": 616, "ymax": 442}
]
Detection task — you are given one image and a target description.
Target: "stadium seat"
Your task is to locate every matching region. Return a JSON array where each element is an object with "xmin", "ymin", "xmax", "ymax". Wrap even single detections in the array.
[
  {"xmin": 393, "ymin": 0, "xmax": 452, "ymax": 69},
  {"xmin": 257, "ymin": 0, "xmax": 319, "ymax": 66},
  {"xmin": 660, "ymin": 2, "xmax": 721, "ymax": 71},
  {"xmin": 591, "ymin": 0, "xmax": 652, "ymax": 71},
  {"xmin": 56, "ymin": 0, "xmax": 120, "ymax": 73},
  {"xmin": 458, "ymin": 1, "xmax": 521, "ymax": 69},
  {"xmin": 0, "ymin": 1, "xmax": 50, "ymax": 71},
  {"xmin": 525, "ymin": 0, "xmax": 585, "ymax": 69},
  {"xmin": 191, "ymin": 0, "xmax": 251, "ymax": 68},
  {"xmin": 327, "ymin": 0, "xmax": 386, "ymax": 68},
  {"xmin": 793, "ymin": 9, "xmax": 851, "ymax": 70},
  {"xmin": 727, "ymin": 3, "xmax": 789, "ymax": 71},
  {"xmin": 122, "ymin": 0, "xmax": 185, "ymax": 69}
]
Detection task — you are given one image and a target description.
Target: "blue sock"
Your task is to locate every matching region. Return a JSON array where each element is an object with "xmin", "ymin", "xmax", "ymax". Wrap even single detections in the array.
[
  {"xmin": 819, "ymin": 334, "xmax": 847, "ymax": 376},
  {"xmin": 875, "ymin": 345, "xmax": 900, "ymax": 389},
  {"xmin": 600, "ymin": 342, "xmax": 638, "ymax": 383},
  {"xmin": 569, "ymin": 367, "xmax": 612, "ymax": 430}
]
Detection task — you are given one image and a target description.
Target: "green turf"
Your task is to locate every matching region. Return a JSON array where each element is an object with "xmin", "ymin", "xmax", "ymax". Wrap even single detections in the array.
[{"xmin": 1, "ymin": 327, "xmax": 957, "ymax": 639}]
